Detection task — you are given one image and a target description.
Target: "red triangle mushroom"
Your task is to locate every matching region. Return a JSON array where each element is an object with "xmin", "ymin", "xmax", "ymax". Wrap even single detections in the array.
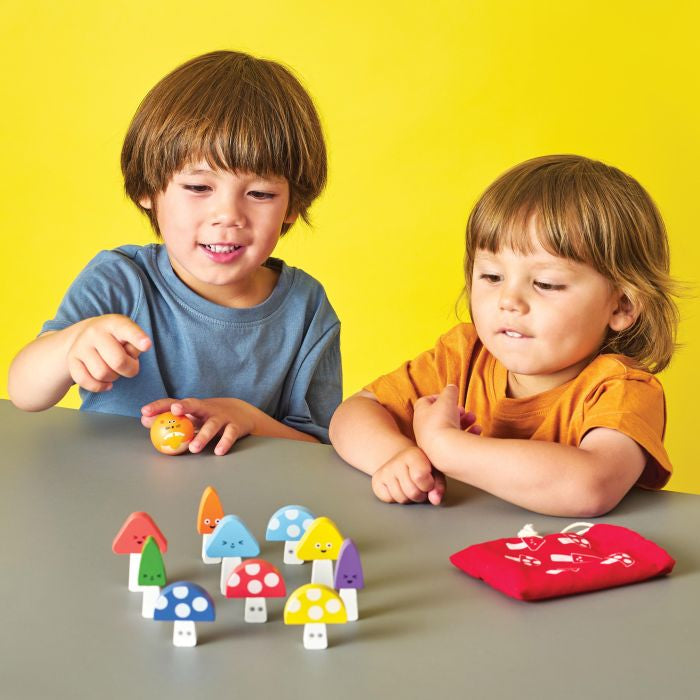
[{"xmin": 112, "ymin": 512, "xmax": 168, "ymax": 591}]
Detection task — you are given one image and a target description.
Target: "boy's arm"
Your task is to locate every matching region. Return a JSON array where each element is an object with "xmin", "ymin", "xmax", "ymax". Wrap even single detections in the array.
[
  {"xmin": 329, "ymin": 392, "xmax": 445, "ymax": 504},
  {"xmin": 414, "ymin": 385, "xmax": 646, "ymax": 517},
  {"xmin": 8, "ymin": 315, "xmax": 150, "ymax": 412}
]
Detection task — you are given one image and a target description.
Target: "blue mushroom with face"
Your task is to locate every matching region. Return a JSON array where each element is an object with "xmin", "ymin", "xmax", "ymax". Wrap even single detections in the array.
[
  {"xmin": 205, "ymin": 515, "xmax": 260, "ymax": 595},
  {"xmin": 266, "ymin": 505, "xmax": 316, "ymax": 565}
]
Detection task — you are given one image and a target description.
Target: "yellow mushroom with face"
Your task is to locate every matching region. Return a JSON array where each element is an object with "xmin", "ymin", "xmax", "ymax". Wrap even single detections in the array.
[
  {"xmin": 284, "ymin": 583, "xmax": 347, "ymax": 650},
  {"xmin": 296, "ymin": 517, "xmax": 344, "ymax": 587}
]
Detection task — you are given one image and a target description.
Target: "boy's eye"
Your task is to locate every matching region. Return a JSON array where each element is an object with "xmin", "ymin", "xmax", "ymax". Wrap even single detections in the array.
[
  {"xmin": 534, "ymin": 281, "xmax": 566, "ymax": 291},
  {"xmin": 183, "ymin": 184, "xmax": 211, "ymax": 193},
  {"xmin": 248, "ymin": 190, "xmax": 275, "ymax": 200},
  {"xmin": 479, "ymin": 273, "xmax": 501, "ymax": 283}
]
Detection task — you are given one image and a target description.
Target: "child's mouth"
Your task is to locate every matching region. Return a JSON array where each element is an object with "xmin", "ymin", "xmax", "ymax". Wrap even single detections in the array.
[{"xmin": 199, "ymin": 243, "xmax": 245, "ymax": 263}]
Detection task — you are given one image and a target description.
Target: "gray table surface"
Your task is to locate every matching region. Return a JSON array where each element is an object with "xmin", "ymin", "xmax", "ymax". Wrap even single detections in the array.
[{"xmin": 0, "ymin": 401, "xmax": 698, "ymax": 700}]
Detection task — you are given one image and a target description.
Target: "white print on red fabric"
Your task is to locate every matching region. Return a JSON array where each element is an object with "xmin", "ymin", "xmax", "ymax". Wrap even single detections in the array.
[
  {"xmin": 557, "ymin": 534, "xmax": 591, "ymax": 549},
  {"xmin": 504, "ymin": 554, "xmax": 541, "ymax": 566},
  {"xmin": 505, "ymin": 537, "xmax": 545, "ymax": 552},
  {"xmin": 544, "ymin": 551, "xmax": 636, "ymax": 575},
  {"xmin": 600, "ymin": 552, "xmax": 635, "ymax": 567}
]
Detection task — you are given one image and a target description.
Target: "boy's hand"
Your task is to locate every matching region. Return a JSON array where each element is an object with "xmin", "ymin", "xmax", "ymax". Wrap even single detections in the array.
[
  {"xmin": 141, "ymin": 397, "xmax": 256, "ymax": 456},
  {"xmin": 371, "ymin": 445, "xmax": 446, "ymax": 505},
  {"xmin": 413, "ymin": 384, "xmax": 481, "ymax": 455},
  {"xmin": 67, "ymin": 314, "xmax": 151, "ymax": 393}
]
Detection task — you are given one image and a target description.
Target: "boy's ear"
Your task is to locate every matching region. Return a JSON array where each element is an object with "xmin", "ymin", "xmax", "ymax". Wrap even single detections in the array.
[
  {"xmin": 139, "ymin": 196, "xmax": 152, "ymax": 209},
  {"xmin": 283, "ymin": 211, "xmax": 298, "ymax": 225},
  {"xmin": 608, "ymin": 292, "xmax": 640, "ymax": 332}
]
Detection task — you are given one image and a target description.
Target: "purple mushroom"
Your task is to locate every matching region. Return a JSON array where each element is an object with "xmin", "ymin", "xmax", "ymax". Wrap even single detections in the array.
[{"xmin": 333, "ymin": 539, "xmax": 364, "ymax": 621}]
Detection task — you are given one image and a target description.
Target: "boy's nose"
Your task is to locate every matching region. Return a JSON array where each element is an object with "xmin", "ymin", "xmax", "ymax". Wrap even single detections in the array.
[
  {"xmin": 212, "ymin": 196, "xmax": 246, "ymax": 228},
  {"xmin": 498, "ymin": 286, "xmax": 528, "ymax": 313}
]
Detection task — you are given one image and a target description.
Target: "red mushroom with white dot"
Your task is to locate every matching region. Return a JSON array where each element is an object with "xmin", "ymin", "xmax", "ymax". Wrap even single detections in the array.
[{"xmin": 226, "ymin": 559, "xmax": 286, "ymax": 623}]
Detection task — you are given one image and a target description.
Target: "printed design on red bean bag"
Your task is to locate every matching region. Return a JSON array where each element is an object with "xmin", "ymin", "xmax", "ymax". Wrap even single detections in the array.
[{"xmin": 450, "ymin": 522, "xmax": 674, "ymax": 601}]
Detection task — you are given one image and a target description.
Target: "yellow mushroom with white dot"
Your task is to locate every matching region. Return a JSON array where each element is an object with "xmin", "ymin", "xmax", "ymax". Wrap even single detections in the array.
[{"xmin": 284, "ymin": 583, "xmax": 347, "ymax": 650}]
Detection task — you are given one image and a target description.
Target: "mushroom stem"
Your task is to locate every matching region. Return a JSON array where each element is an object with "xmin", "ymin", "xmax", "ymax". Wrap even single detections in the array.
[
  {"xmin": 172, "ymin": 620, "xmax": 197, "ymax": 647},
  {"xmin": 303, "ymin": 623, "xmax": 328, "ymax": 650},
  {"xmin": 284, "ymin": 540, "xmax": 303, "ymax": 565},
  {"xmin": 339, "ymin": 588, "xmax": 358, "ymax": 621},
  {"xmin": 141, "ymin": 586, "xmax": 160, "ymax": 619},
  {"xmin": 128, "ymin": 553, "xmax": 143, "ymax": 592},
  {"xmin": 201, "ymin": 534, "xmax": 221, "ymax": 564},
  {"xmin": 244, "ymin": 597, "xmax": 268, "ymax": 623},
  {"xmin": 220, "ymin": 556, "xmax": 242, "ymax": 595},
  {"xmin": 311, "ymin": 559, "xmax": 334, "ymax": 587}
]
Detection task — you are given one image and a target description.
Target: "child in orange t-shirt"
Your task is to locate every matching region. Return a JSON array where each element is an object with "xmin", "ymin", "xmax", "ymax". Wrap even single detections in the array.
[{"xmin": 329, "ymin": 155, "xmax": 679, "ymax": 516}]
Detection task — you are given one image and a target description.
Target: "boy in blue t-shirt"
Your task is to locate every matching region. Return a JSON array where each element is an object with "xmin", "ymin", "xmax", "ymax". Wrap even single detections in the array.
[{"xmin": 9, "ymin": 51, "xmax": 341, "ymax": 451}]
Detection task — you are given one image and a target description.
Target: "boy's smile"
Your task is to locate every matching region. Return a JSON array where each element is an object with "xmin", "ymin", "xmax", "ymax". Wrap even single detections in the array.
[
  {"xmin": 140, "ymin": 164, "xmax": 296, "ymax": 308},
  {"xmin": 470, "ymin": 224, "xmax": 637, "ymax": 398}
]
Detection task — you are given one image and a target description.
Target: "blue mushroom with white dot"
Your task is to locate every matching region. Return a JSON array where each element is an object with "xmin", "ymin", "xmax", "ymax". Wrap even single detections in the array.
[
  {"xmin": 153, "ymin": 582, "xmax": 215, "ymax": 647},
  {"xmin": 205, "ymin": 515, "xmax": 260, "ymax": 595},
  {"xmin": 266, "ymin": 505, "xmax": 316, "ymax": 565}
]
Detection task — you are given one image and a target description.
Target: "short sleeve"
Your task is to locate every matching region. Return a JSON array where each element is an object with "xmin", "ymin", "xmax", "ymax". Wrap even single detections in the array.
[
  {"xmin": 365, "ymin": 324, "xmax": 479, "ymax": 439},
  {"xmin": 40, "ymin": 250, "xmax": 143, "ymax": 334},
  {"xmin": 581, "ymin": 372, "xmax": 671, "ymax": 489},
  {"xmin": 282, "ymin": 322, "xmax": 342, "ymax": 443}
]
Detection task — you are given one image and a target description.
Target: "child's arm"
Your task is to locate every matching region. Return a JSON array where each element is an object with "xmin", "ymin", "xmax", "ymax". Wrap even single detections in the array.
[
  {"xmin": 141, "ymin": 397, "xmax": 320, "ymax": 454},
  {"xmin": 8, "ymin": 315, "xmax": 151, "ymax": 411},
  {"xmin": 329, "ymin": 391, "xmax": 446, "ymax": 505},
  {"xmin": 413, "ymin": 385, "xmax": 646, "ymax": 517}
]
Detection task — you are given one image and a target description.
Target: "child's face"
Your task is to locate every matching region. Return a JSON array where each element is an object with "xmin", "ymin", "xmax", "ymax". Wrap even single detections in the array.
[
  {"xmin": 140, "ymin": 164, "xmax": 296, "ymax": 306},
  {"xmin": 470, "ymin": 231, "xmax": 632, "ymax": 395}
]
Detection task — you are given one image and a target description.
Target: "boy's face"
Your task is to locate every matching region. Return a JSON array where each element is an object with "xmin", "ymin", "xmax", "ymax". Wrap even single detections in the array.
[
  {"xmin": 140, "ymin": 164, "xmax": 296, "ymax": 306},
  {"xmin": 470, "ymin": 225, "xmax": 636, "ymax": 397}
]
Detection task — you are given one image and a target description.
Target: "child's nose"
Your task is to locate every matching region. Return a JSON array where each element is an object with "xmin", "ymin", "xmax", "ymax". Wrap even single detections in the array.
[
  {"xmin": 212, "ymin": 194, "xmax": 246, "ymax": 228},
  {"xmin": 498, "ymin": 284, "xmax": 528, "ymax": 313}
]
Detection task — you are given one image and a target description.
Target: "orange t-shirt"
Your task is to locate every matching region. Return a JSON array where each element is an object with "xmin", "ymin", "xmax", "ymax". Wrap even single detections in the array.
[{"xmin": 365, "ymin": 323, "xmax": 671, "ymax": 489}]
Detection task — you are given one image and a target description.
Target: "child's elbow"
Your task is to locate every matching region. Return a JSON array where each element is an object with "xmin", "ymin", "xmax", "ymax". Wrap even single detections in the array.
[{"xmin": 568, "ymin": 482, "xmax": 626, "ymax": 519}]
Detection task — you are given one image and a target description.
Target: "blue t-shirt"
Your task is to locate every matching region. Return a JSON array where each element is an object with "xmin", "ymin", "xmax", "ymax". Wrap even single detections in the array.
[{"xmin": 41, "ymin": 244, "xmax": 341, "ymax": 442}]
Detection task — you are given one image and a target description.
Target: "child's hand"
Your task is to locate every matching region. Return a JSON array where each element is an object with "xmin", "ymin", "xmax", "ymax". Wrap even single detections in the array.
[
  {"xmin": 371, "ymin": 445, "xmax": 446, "ymax": 505},
  {"xmin": 67, "ymin": 314, "xmax": 151, "ymax": 393},
  {"xmin": 141, "ymin": 397, "xmax": 256, "ymax": 456},
  {"xmin": 413, "ymin": 384, "xmax": 481, "ymax": 454}
]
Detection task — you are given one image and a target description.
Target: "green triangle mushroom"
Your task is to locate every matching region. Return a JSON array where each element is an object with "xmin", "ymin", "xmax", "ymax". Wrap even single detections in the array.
[{"xmin": 137, "ymin": 536, "xmax": 167, "ymax": 618}]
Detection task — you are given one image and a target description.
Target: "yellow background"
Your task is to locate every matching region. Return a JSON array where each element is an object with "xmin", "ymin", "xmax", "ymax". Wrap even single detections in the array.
[{"xmin": 2, "ymin": 1, "xmax": 698, "ymax": 492}]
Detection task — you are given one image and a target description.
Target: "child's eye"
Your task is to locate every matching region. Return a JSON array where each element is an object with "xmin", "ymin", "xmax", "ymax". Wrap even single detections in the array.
[
  {"xmin": 248, "ymin": 190, "xmax": 275, "ymax": 200},
  {"xmin": 479, "ymin": 273, "xmax": 502, "ymax": 283},
  {"xmin": 534, "ymin": 281, "xmax": 566, "ymax": 291},
  {"xmin": 183, "ymin": 184, "xmax": 212, "ymax": 193}
]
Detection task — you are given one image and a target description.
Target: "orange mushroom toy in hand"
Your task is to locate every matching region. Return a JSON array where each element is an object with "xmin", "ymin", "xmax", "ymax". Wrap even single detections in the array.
[{"xmin": 150, "ymin": 412, "xmax": 194, "ymax": 455}]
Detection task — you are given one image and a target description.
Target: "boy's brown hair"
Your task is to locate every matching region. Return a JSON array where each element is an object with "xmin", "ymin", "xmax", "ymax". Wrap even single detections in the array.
[
  {"xmin": 121, "ymin": 50, "xmax": 326, "ymax": 235},
  {"xmin": 464, "ymin": 154, "xmax": 679, "ymax": 373}
]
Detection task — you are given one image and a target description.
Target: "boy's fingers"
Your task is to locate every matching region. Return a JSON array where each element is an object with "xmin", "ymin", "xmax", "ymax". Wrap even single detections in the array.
[
  {"xmin": 170, "ymin": 398, "xmax": 203, "ymax": 416},
  {"xmin": 189, "ymin": 417, "xmax": 224, "ymax": 453},
  {"xmin": 98, "ymin": 334, "xmax": 140, "ymax": 378},
  {"xmin": 428, "ymin": 470, "xmax": 446, "ymax": 505},
  {"xmin": 213, "ymin": 424, "xmax": 242, "ymax": 456},
  {"xmin": 468, "ymin": 424, "xmax": 483, "ymax": 435},
  {"xmin": 107, "ymin": 317, "xmax": 151, "ymax": 354},
  {"xmin": 81, "ymin": 347, "xmax": 121, "ymax": 383},
  {"xmin": 141, "ymin": 398, "xmax": 177, "ymax": 416},
  {"xmin": 68, "ymin": 357, "xmax": 112, "ymax": 393},
  {"xmin": 439, "ymin": 384, "xmax": 459, "ymax": 403},
  {"xmin": 408, "ymin": 460, "xmax": 435, "ymax": 492},
  {"xmin": 397, "ymin": 468, "xmax": 429, "ymax": 502}
]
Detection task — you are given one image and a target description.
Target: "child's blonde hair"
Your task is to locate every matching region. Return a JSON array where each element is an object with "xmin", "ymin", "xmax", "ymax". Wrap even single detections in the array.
[
  {"xmin": 121, "ymin": 50, "xmax": 326, "ymax": 235},
  {"xmin": 464, "ymin": 154, "xmax": 679, "ymax": 373}
]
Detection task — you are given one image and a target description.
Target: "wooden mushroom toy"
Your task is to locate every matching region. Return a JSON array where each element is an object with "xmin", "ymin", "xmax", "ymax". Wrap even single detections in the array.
[
  {"xmin": 266, "ymin": 505, "xmax": 316, "ymax": 565},
  {"xmin": 112, "ymin": 512, "xmax": 168, "ymax": 592},
  {"xmin": 284, "ymin": 583, "xmax": 347, "ymax": 650},
  {"xmin": 333, "ymin": 539, "xmax": 364, "ymax": 621},
  {"xmin": 226, "ymin": 559, "xmax": 286, "ymax": 623},
  {"xmin": 205, "ymin": 515, "xmax": 260, "ymax": 595},
  {"xmin": 150, "ymin": 412, "xmax": 194, "ymax": 455},
  {"xmin": 296, "ymin": 517, "xmax": 344, "ymax": 587},
  {"xmin": 153, "ymin": 582, "xmax": 215, "ymax": 647},
  {"xmin": 197, "ymin": 486, "xmax": 224, "ymax": 564},
  {"xmin": 137, "ymin": 536, "xmax": 167, "ymax": 618}
]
